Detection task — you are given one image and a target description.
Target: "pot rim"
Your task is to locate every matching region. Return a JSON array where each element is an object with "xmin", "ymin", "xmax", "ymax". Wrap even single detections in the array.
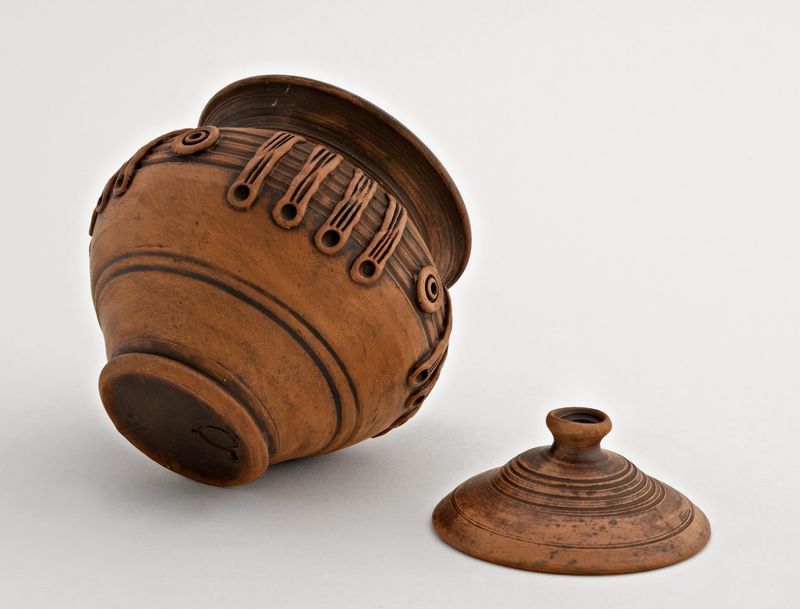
[{"xmin": 198, "ymin": 74, "xmax": 471, "ymax": 287}]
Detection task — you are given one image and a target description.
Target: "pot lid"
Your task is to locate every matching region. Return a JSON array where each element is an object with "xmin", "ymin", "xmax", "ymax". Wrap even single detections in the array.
[{"xmin": 433, "ymin": 407, "xmax": 710, "ymax": 574}]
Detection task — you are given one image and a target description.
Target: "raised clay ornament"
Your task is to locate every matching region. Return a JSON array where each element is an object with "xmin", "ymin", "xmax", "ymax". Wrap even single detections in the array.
[
  {"xmin": 89, "ymin": 75, "xmax": 471, "ymax": 486},
  {"xmin": 433, "ymin": 407, "xmax": 710, "ymax": 574}
]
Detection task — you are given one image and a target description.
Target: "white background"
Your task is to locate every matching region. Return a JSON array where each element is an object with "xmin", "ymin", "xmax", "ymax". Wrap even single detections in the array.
[{"xmin": 1, "ymin": 1, "xmax": 797, "ymax": 607}]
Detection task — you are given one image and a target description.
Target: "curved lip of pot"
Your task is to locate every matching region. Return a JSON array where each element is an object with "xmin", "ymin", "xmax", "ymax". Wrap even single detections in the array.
[{"xmin": 198, "ymin": 74, "xmax": 471, "ymax": 287}]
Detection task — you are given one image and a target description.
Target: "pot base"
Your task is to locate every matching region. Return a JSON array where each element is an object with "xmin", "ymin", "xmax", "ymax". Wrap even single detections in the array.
[{"xmin": 99, "ymin": 353, "xmax": 269, "ymax": 486}]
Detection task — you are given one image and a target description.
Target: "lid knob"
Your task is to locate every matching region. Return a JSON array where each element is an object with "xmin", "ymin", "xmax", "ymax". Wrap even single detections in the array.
[{"xmin": 545, "ymin": 407, "xmax": 612, "ymax": 461}]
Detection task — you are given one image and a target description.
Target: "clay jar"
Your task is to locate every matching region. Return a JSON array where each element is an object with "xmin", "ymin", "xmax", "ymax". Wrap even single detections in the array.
[{"xmin": 89, "ymin": 76, "xmax": 471, "ymax": 486}]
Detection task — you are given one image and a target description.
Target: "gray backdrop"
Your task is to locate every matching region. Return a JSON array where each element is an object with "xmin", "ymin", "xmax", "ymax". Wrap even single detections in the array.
[{"xmin": 1, "ymin": 1, "xmax": 796, "ymax": 607}]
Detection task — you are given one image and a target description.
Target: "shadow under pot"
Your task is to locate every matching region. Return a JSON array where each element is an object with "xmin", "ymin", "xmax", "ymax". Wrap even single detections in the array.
[{"xmin": 89, "ymin": 75, "xmax": 471, "ymax": 486}]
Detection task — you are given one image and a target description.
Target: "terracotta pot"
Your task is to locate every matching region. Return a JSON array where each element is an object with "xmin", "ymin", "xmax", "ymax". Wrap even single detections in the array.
[{"xmin": 89, "ymin": 75, "xmax": 470, "ymax": 486}]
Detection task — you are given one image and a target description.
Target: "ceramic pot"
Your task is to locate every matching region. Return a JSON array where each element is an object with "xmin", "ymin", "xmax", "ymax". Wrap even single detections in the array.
[{"xmin": 89, "ymin": 75, "xmax": 470, "ymax": 486}]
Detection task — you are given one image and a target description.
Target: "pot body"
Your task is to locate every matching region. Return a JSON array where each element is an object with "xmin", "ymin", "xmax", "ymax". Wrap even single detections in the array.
[{"xmin": 90, "ymin": 121, "xmax": 456, "ymax": 485}]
